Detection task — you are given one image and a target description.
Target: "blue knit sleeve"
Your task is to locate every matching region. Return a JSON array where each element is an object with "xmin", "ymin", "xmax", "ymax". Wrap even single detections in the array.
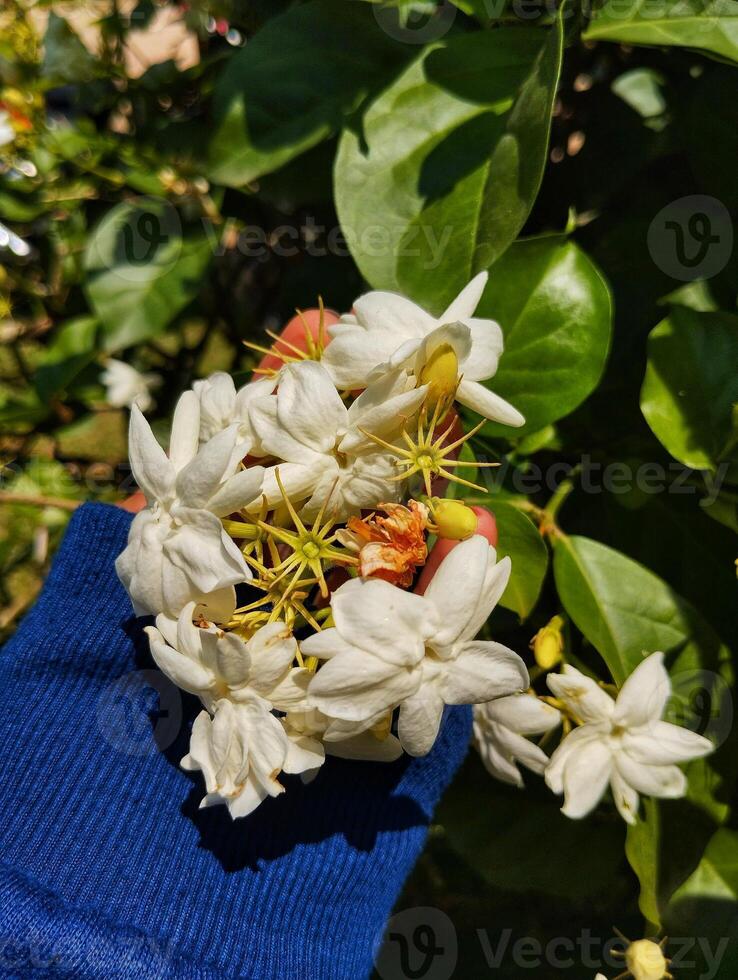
[{"xmin": 0, "ymin": 502, "xmax": 471, "ymax": 980}]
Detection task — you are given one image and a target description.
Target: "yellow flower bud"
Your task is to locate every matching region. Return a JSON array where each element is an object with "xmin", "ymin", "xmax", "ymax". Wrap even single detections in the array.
[
  {"xmin": 419, "ymin": 343, "xmax": 459, "ymax": 405},
  {"xmin": 625, "ymin": 939, "xmax": 669, "ymax": 980},
  {"xmin": 530, "ymin": 615, "xmax": 565, "ymax": 670},
  {"xmin": 431, "ymin": 498, "xmax": 478, "ymax": 540}
]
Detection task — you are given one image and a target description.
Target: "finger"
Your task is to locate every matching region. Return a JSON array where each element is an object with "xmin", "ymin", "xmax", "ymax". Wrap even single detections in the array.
[
  {"xmin": 415, "ymin": 506, "xmax": 498, "ymax": 595},
  {"xmin": 118, "ymin": 490, "xmax": 146, "ymax": 513},
  {"xmin": 256, "ymin": 307, "xmax": 339, "ymax": 374}
]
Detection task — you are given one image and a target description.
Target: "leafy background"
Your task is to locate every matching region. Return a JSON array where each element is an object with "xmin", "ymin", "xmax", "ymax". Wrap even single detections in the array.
[{"xmin": 1, "ymin": 1, "xmax": 737, "ymax": 976}]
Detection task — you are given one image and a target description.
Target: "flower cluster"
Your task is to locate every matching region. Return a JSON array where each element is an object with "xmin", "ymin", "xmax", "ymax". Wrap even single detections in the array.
[{"xmin": 116, "ymin": 275, "xmax": 713, "ymax": 824}]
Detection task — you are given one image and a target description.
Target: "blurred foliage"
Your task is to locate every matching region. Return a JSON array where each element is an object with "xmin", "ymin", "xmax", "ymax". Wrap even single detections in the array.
[{"xmin": 1, "ymin": 1, "xmax": 737, "ymax": 974}]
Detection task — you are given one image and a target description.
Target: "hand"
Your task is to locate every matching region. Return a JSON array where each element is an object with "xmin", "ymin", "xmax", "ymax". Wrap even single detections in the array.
[{"xmin": 0, "ymin": 313, "xmax": 499, "ymax": 978}]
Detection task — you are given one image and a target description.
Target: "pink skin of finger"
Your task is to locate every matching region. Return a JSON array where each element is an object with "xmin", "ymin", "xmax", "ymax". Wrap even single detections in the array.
[{"xmin": 414, "ymin": 506, "xmax": 498, "ymax": 596}]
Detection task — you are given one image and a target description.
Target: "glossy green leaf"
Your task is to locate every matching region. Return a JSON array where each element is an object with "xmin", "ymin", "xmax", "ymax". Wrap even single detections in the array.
[
  {"xmin": 34, "ymin": 316, "xmax": 99, "ymax": 402},
  {"xmin": 334, "ymin": 19, "xmax": 563, "ymax": 311},
  {"xmin": 207, "ymin": 1, "xmax": 411, "ymax": 187},
  {"xmin": 552, "ymin": 534, "xmax": 730, "ymax": 685},
  {"xmin": 491, "ymin": 500, "xmax": 548, "ymax": 620},
  {"xmin": 84, "ymin": 201, "xmax": 211, "ymax": 352},
  {"xmin": 641, "ymin": 309, "xmax": 738, "ymax": 471},
  {"xmin": 583, "ymin": 0, "xmax": 738, "ymax": 65},
  {"xmin": 476, "ymin": 237, "xmax": 612, "ymax": 437},
  {"xmin": 439, "ymin": 754, "xmax": 625, "ymax": 902}
]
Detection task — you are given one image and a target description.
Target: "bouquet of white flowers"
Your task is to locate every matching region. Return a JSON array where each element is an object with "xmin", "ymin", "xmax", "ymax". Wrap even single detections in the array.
[{"xmin": 116, "ymin": 274, "xmax": 713, "ymax": 824}]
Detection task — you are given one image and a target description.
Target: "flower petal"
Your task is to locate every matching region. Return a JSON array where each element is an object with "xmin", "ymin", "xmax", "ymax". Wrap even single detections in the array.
[
  {"xmin": 207, "ymin": 465, "xmax": 265, "ymax": 517},
  {"xmin": 610, "ymin": 767, "xmax": 640, "ymax": 825},
  {"xmin": 412, "ymin": 322, "xmax": 473, "ymax": 380},
  {"xmin": 423, "ymin": 535, "xmax": 489, "ymax": 650},
  {"xmin": 340, "ymin": 376, "xmax": 428, "ymax": 455},
  {"xmin": 330, "ymin": 577, "xmax": 435, "ymax": 666},
  {"xmin": 128, "ymin": 406, "xmax": 175, "ymax": 503},
  {"xmin": 481, "ymin": 692, "xmax": 561, "ymax": 736},
  {"xmin": 441, "ymin": 641, "xmax": 528, "ymax": 705},
  {"xmin": 277, "ymin": 361, "xmax": 346, "ymax": 454},
  {"xmin": 169, "ymin": 390, "xmax": 201, "ymax": 471},
  {"xmin": 308, "ymin": 647, "xmax": 422, "ymax": 722},
  {"xmin": 440, "ymin": 272, "xmax": 488, "ymax": 322},
  {"xmin": 613, "ymin": 652, "xmax": 671, "ymax": 728},
  {"xmin": 545, "ymin": 723, "xmax": 605, "ymax": 795},
  {"xmin": 353, "ymin": 289, "xmax": 435, "ymax": 340},
  {"xmin": 176, "ymin": 425, "xmax": 244, "ymax": 509},
  {"xmin": 547, "ymin": 665, "xmax": 614, "ymax": 724},
  {"xmin": 455, "ymin": 317, "xmax": 504, "ymax": 381},
  {"xmin": 474, "ymin": 722, "xmax": 525, "ymax": 787},
  {"xmin": 622, "ymin": 721, "xmax": 713, "ymax": 766},
  {"xmin": 398, "ymin": 688, "xmax": 445, "ymax": 757},
  {"xmin": 456, "ymin": 378, "xmax": 525, "ymax": 427},
  {"xmin": 614, "ymin": 754, "xmax": 686, "ymax": 799},
  {"xmin": 326, "ymin": 732, "xmax": 403, "ymax": 763},
  {"xmin": 163, "ymin": 507, "xmax": 249, "ymax": 599},
  {"xmin": 247, "ymin": 622, "xmax": 298, "ymax": 695},
  {"xmin": 248, "ymin": 395, "xmax": 324, "ymax": 466},
  {"xmin": 463, "ymin": 551, "xmax": 511, "ymax": 640},
  {"xmin": 146, "ymin": 625, "xmax": 214, "ymax": 695},
  {"xmin": 560, "ymin": 738, "xmax": 613, "ymax": 820},
  {"xmin": 214, "ymin": 632, "xmax": 252, "ymax": 689},
  {"xmin": 283, "ymin": 732, "xmax": 325, "ymax": 774},
  {"xmin": 257, "ymin": 461, "xmax": 325, "ymax": 510}
]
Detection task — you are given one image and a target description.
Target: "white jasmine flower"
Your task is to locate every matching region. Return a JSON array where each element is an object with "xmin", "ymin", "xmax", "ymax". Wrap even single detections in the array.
[
  {"xmin": 193, "ymin": 371, "xmax": 276, "ymax": 448},
  {"xmin": 146, "ymin": 605, "xmax": 308, "ymax": 712},
  {"xmin": 0, "ymin": 110, "xmax": 14, "ymax": 148},
  {"xmin": 115, "ymin": 392, "xmax": 264, "ymax": 617},
  {"xmin": 322, "ymin": 273, "xmax": 524, "ymax": 427},
  {"xmin": 248, "ymin": 360, "xmax": 428, "ymax": 519},
  {"xmin": 101, "ymin": 359, "xmax": 161, "ymax": 412},
  {"xmin": 182, "ymin": 696, "xmax": 313, "ymax": 819},
  {"xmin": 473, "ymin": 694, "xmax": 561, "ymax": 787},
  {"xmin": 282, "ymin": 706, "xmax": 403, "ymax": 778},
  {"xmin": 545, "ymin": 653, "xmax": 714, "ymax": 824},
  {"xmin": 305, "ymin": 535, "xmax": 527, "ymax": 756},
  {"xmin": 396, "ymin": 535, "xmax": 528, "ymax": 755}
]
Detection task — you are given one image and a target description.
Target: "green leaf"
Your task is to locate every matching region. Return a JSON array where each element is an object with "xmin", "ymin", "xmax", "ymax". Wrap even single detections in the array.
[
  {"xmin": 34, "ymin": 317, "xmax": 99, "ymax": 403},
  {"xmin": 476, "ymin": 237, "xmax": 612, "ymax": 437},
  {"xmin": 583, "ymin": 0, "xmax": 738, "ymax": 65},
  {"xmin": 668, "ymin": 828, "xmax": 738, "ymax": 970},
  {"xmin": 334, "ymin": 19, "xmax": 564, "ymax": 312},
  {"xmin": 701, "ymin": 489, "xmax": 738, "ymax": 533},
  {"xmin": 207, "ymin": 1, "xmax": 411, "ymax": 187},
  {"xmin": 491, "ymin": 500, "xmax": 548, "ymax": 620},
  {"xmin": 552, "ymin": 534, "xmax": 730, "ymax": 685},
  {"xmin": 439, "ymin": 754, "xmax": 625, "ymax": 902},
  {"xmin": 56, "ymin": 411, "xmax": 128, "ymax": 465},
  {"xmin": 84, "ymin": 201, "xmax": 211, "ymax": 352},
  {"xmin": 641, "ymin": 309, "xmax": 738, "ymax": 471}
]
